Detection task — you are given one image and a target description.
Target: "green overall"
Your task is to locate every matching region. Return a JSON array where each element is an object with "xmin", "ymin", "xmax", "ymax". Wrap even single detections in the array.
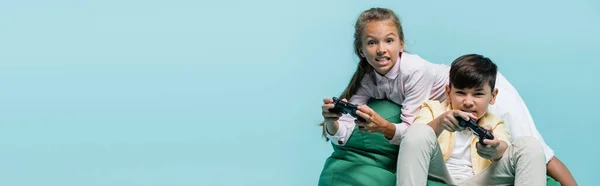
[
  {"xmin": 318, "ymin": 99, "xmax": 561, "ymax": 186},
  {"xmin": 318, "ymin": 99, "xmax": 401, "ymax": 186}
]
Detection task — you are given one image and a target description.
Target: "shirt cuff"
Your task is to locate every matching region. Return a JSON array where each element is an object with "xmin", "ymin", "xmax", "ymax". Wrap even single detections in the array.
[
  {"xmin": 542, "ymin": 144, "xmax": 555, "ymax": 164},
  {"xmin": 387, "ymin": 123, "xmax": 408, "ymax": 145},
  {"xmin": 325, "ymin": 123, "xmax": 350, "ymax": 146}
]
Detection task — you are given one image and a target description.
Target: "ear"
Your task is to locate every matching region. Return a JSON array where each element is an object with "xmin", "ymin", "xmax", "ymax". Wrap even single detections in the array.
[
  {"xmin": 399, "ymin": 41, "xmax": 405, "ymax": 52},
  {"xmin": 445, "ymin": 85, "xmax": 451, "ymax": 102},
  {"xmin": 489, "ymin": 88, "xmax": 499, "ymax": 105},
  {"xmin": 359, "ymin": 49, "xmax": 365, "ymax": 57}
]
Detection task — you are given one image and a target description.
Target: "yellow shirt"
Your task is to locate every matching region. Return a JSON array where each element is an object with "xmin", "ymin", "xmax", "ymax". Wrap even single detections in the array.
[{"xmin": 413, "ymin": 100, "xmax": 511, "ymax": 175}]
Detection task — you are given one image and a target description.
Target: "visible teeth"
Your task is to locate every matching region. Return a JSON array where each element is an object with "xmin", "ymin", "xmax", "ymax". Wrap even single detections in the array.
[{"xmin": 376, "ymin": 58, "xmax": 388, "ymax": 62}]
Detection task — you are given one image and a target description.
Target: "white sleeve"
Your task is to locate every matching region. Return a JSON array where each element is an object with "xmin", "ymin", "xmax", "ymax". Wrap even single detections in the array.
[
  {"xmin": 325, "ymin": 88, "xmax": 371, "ymax": 146},
  {"xmin": 387, "ymin": 67, "xmax": 437, "ymax": 145},
  {"xmin": 490, "ymin": 72, "xmax": 555, "ymax": 163}
]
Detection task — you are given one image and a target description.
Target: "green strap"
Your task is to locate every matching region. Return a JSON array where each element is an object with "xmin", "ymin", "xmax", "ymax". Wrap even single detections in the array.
[{"xmin": 318, "ymin": 99, "xmax": 401, "ymax": 186}]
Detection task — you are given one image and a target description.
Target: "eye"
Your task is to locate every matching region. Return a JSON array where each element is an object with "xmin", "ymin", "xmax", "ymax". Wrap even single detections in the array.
[
  {"xmin": 386, "ymin": 38, "xmax": 394, "ymax": 43},
  {"xmin": 455, "ymin": 91, "xmax": 465, "ymax": 95},
  {"xmin": 367, "ymin": 40, "xmax": 376, "ymax": 45}
]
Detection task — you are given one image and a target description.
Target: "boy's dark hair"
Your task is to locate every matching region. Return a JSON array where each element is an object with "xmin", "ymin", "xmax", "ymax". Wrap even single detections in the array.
[{"xmin": 449, "ymin": 54, "xmax": 498, "ymax": 91}]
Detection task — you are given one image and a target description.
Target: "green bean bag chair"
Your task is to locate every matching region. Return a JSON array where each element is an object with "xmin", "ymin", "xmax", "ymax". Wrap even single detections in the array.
[{"xmin": 318, "ymin": 99, "xmax": 561, "ymax": 186}]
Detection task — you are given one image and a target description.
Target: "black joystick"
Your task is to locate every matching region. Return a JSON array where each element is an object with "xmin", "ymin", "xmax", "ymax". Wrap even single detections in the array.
[
  {"xmin": 329, "ymin": 97, "xmax": 366, "ymax": 122},
  {"xmin": 457, "ymin": 116, "xmax": 494, "ymax": 144}
]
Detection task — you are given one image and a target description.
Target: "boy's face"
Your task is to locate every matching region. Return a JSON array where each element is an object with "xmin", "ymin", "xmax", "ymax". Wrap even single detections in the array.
[
  {"xmin": 446, "ymin": 83, "xmax": 499, "ymax": 120},
  {"xmin": 360, "ymin": 20, "xmax": 404, "ymax": 76}
]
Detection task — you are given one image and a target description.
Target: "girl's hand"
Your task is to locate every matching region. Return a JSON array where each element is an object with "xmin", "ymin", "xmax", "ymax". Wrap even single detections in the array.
[
  {"xmin": 355, "ymin": 105, "xmax": 396, "ymax": 138},
  {"xmin": 321, "ymin": 98, "xmax": 342, "ymax": 126}
]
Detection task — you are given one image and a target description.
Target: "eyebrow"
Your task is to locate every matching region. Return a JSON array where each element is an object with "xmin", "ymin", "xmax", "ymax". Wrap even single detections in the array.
[
  {"xmin": 364, "ymin": 33, "xmax": 396, "ymax": 39},
  {"xmin": 454, "ymin": 88, "xmax": 485, "ymax": 91}
]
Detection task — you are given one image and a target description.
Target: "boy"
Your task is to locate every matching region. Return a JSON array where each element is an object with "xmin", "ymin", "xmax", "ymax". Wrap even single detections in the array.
[{"xmin": 396, "ymin": 54, "xmax": 547, "ymax": 186}]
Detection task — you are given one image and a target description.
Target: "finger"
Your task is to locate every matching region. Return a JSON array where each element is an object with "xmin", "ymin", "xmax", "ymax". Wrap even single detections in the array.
[
  {"xmin": 467, "ymin": 112, "xmax": 478, "ymax": 120},
  {"xmin": 484, "ymin": 125, "xmax": 492, "ymax": 131},
  {"xmin": 475, "ymin": 146, "xmax": 492, "ymax": 158},
  {"xmin": 441, "ymin": 118, "xmax": 456, "ymax": 132},
  {"xmin": 323, "ymin": 98, "xmax": 334, "ymax": 104},
  {"xmin": 451, "ymin": 110, "xmax": 466, "ymax": 118},
  {"xmin": 476, "ymin": 149, "xmax": 487, "ymax": 158},
  {"xmin": 355, "ymin": 110, "xmax": 371, "ymax": 121},
  {"xmin": 342, "ymin": 98, "xmax": 348, "ymax": 102},
  {"xmin": 462, "ymin": 112, "xmax": 475, "ymax": 121},
  {"xmin": 483, "ymin": 139, "xmax": 500, "ymax": 148},
  {"xmin": 442, "ymin": 124, "xmax": 454, "ymax": 132},
  {"xmin": 454, "ymin": 111, "xmax": 469, "ymax": 121},
  {"xmin": 476, "ymin": 143, "xmax": 493, "ymax": 155},
  {"xmin": 448, "ymin": 117, "xmax": 462, "ymax": 131},
  {"xmin": 478, "ymin": 152, "xmax": 491, "ymax": 160},
  {"xmin": 367, "ymin": 123, "xmax": 375, "ymax": 129},
  {"xmin": 476, "ymin": 142, "xmax": 483, "ymax": 150},
  {"xmin": 447, "ymin": 115, "xmax": 459, "ymax": 125},
  {"xmin": 322, "ymin": 112, "xmax": 342, "ymax": 118},
  {"xmin": 354, "ymin": 121, "xmax": 368, "ymax": 128},
  {"xmin": 478, "ymin": 146, "xmax": 496, "ymax": 154},
  {"xmin": 357, "ymin": 105, "xmax": 372, "ymax": 113},
  {"xmin": 365, "ymin": 123, "xmax": 377, "ymax": 133},
  {"xmin": 476, "ymin": 143, "xmax": 497, "ymax": 154},
  {"xmin": 476, "ymin": 142, "xmax": 491, "ymax": 151},
  {"xmin": 321, "ymin": 103, "xmax": 335, "ymax": 111}
]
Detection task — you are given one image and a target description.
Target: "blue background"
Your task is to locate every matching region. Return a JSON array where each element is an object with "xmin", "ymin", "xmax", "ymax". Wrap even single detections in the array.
[{"xmin": 1, "ymin": 0, "xmax": 598, "ymax": 185}]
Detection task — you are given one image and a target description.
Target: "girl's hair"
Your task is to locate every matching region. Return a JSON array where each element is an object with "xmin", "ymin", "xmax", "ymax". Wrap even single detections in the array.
[{"xmin": 320, "ymin": 7, "xmax": 405, "ymax": 141}]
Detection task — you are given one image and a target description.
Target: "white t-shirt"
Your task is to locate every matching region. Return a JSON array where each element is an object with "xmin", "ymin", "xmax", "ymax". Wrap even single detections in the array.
[{"xmin": 445, "ymin": 129, "xmax": 474, "ymax": 184}]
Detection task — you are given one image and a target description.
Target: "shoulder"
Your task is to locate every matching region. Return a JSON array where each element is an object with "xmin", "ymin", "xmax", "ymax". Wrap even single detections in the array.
[
  {"xmin": 480, "ymin": 112, "xmax": 504, "ymax": 127},
  {"xmin": 422, "ymin": 100, "xmax": 442, "ymax": 108},
  {"xmin": 399, "ymin": 53, "xmax": 430, "ymax": 75},
  {"xmin": 419, "ymin": 100, "xmax": 447, "ymax": 115},
  {"xmin": 358, "ymin": 71, "xmax": 376, "ymax": 87},
  {"xmin": 399, "ymin": 53, "xmax": 443, "ymax": 79}
]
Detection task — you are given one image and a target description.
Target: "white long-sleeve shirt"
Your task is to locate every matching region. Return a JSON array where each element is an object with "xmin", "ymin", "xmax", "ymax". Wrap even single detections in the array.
[
  {"xmin": 325, "ymin": 52, "xmax": 555, "ymax": 163},
  {"xmin": 325, "ymin": 53, "xmax": 448, "ymax": 145}
]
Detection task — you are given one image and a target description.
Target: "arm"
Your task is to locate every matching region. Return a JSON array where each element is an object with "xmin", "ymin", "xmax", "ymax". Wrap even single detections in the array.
[
  {"xmin": 388, "ymin": 67, "xmax": 438, "ymax": 145},
  {"xmin": 476, "ymin": 121, "xmax": 510, "ymax": 161},
  {"xmin": 324, "ymin": 90, "xmax": 371, "ymax": 146},
  {"xmin": 547, "ymin": 157, "xmax": 578, "ymax": 186},
  {"xmin": 423, "ymin": 106, "xmax": 477, "ymax": 137},
  {"xmin": 493, "ymin": 73, "xmax": 576, "ymax": 184},
  {"xmin": 492, "ymin": 72, "xmax": 554, "ymax": 161},
  {"xmin": 491, "ymin": 122, "xmax": 511, "ymax": 161},
  {"xmin": 415, "ymin": 103, "xmax": 444, "ymax": 136}
]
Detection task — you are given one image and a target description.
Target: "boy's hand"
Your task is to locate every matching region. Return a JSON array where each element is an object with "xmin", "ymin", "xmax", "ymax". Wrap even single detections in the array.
[
  {"xmin": 440, "ymin": 110, "xmax": 477, "ymax": 132},
  {"xmin": 355, "ymin": 105, "xmax": 396, "ymax": 139},
  {"xmin": 476, "ymin": 125, "xmax": 507, "ymax": 161}
]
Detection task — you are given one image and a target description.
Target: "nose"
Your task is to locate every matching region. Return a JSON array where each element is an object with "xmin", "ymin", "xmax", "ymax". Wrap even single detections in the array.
[
  {"xmin": 462, "ymin": 96, "xmax": 474, "ymax": 108},
  {"xmin": 376, "ymin": 43, "xmax": 387, "ymax": 55}
]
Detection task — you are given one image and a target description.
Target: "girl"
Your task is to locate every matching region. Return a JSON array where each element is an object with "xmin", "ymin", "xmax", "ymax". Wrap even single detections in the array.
[{"xmin": 318, "ymin": 7, "xmax": 576, "ymax": 186}]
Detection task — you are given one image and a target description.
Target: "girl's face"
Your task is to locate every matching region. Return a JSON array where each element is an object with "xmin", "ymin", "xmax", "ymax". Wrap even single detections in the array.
[{"xmin": 360, "ymin": 20, "xmax": 404, "ymax": 75}]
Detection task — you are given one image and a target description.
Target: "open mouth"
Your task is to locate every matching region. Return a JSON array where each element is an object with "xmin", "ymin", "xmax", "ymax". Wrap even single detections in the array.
[{"xmin": 375, "ymin": 57, "xmax": 391, "ymax": 65}]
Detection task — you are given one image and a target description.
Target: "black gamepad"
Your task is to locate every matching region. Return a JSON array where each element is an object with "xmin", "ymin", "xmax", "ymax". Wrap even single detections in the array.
[
  {"xmin": 329, "ymin": 97, "xmax": 366, "ymax": 122},
  {"xmin": 457, "ymin": 116, "xmax": 494, "ymax": 144}
]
